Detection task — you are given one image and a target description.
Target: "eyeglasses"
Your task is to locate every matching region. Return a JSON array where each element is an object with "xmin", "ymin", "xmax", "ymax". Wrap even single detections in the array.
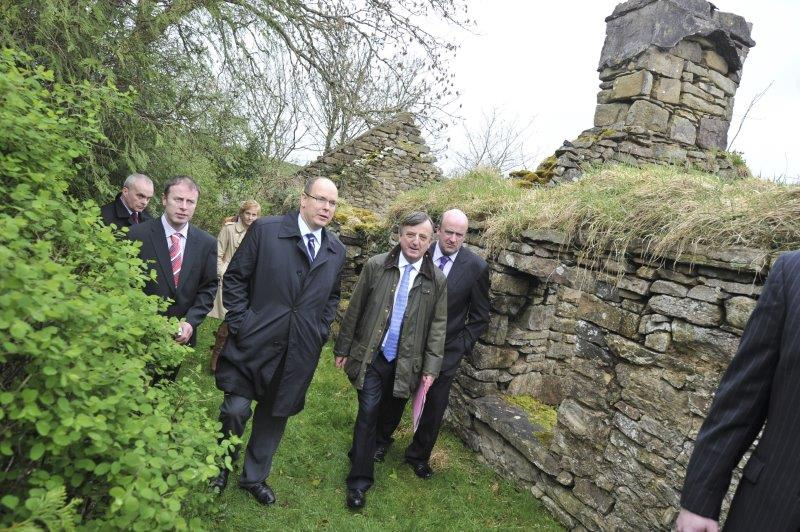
[{"xmin": 304, "ymin": 192, "xmax": 338, "ymax": 208}]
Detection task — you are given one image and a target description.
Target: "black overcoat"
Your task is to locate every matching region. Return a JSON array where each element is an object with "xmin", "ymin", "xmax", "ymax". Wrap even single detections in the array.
[{"xmin": 215, "ymin": 212, "xmax": 345, "ymax": 416}]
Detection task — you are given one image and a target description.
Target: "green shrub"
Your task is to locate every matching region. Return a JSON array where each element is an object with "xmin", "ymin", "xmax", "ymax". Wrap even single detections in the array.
[{"xmin": 0, "ymin": 49, "xmax": 222, "ymax": 530}]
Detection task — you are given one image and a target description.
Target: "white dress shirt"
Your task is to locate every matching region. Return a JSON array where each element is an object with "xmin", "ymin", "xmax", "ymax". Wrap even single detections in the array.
[
  {"xmin": 161, "ymin": 214, "xmax": 188, "ymax": 256},
  {"xmin": 432, "ymin": 242, "xmax": 459, "ymax": 277}
]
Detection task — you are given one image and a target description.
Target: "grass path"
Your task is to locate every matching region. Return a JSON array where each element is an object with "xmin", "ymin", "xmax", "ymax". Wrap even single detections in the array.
[{"xmin": 182, "ymin": 319, "xmax": 562, "ymax": 530}]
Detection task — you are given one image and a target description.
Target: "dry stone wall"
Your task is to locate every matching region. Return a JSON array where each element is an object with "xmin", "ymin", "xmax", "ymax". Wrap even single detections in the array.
[
  {"xmin": 538, "ymin": 0, "xmax": 755, "ymax": 184},
  {"xmin": 443, "ymin": 226, "xmax": 769, "ymax": 530},
  {"xmin": 294, "ymin": 113, "xmax": 442, "ymax": 214}
]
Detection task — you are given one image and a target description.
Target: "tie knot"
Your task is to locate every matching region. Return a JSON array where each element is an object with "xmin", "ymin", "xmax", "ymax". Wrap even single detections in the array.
[
  {"xmin": 170, "ymin": 233, "xmax": 181, "ymax": 245},
  {"xmin": 306, "ymin": 233, "xmax": 315, "ymax": 243}
]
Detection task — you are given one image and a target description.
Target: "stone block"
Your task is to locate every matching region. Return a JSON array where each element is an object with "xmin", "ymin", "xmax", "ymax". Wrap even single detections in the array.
[
  {"xmin": 650, "ymin": 280, "xmax": 688, "ymax": 297},
  {"xmin": 680, "ymin": 93, "xmax": 725, "ymax": 116},
  {"xmin": 470, "ymin": 343, "xmax": 519, "ymax": 369},
  {"xmin": 521, "ymin": 304, "xmax": 556, "ymax": 331},
  {"xmin": 636, "ymin": 50, "xmax": 685, "ymax": 79},
  {"xmin": 606, "ymin": 333, "xmax": 660, "ymax": 365},
  {"xmin": 702, "ymin": 49, "xmax": 729, "ymax": 74},
  {"xmin": 645, "ymin": 332, "xmax": 671, "ymax": 352},
  {"xmin": 507, "ymin": 373, "xmax": 564, "ymax": 405},
  {"xmin": 671, "ymin": 320, "xmax": 740, "ymax": 362},
  {"xmin": 669, "ymin": 115, "xmax": 697, "ymax": 145},
  {"xmin": 611, "ymin": 70, "xmax": 654, "ymax": 100},
  {"xmin": 697, "ymin": 117, "xmax": 730, "ymax": 150},
  {"xmin": 687, "ymin": 285, "xmax": 724, "ymax": 303},
  {"xmin": 653, "ymin": 143, "xmax": 688, "ymax": 162},
  {"xmin": 725, "ymin": 296, "xmax": 757, "ymax": 329},
  {"xmin": 482, "ymin": 313, "xmax": 508, "ymax": 345},
  {"xmin": 573, "ymin": 478, "xmax": 615, "ymax": 514},
  {"xmin": 653, "ymin": 77, "xmax": 681, "ymax": 104},
  {"xmin": 577, "ymin": 295, "xmax": 640, "ymax": 338},
  {"xmin": 594, "ymin": 103, "xmax": 629, "ymax": 127},
  {"xmin": 707, "ymin": 69, "xmax": 737, "ymax": 96},
  {"xmin": 671, "ymin": 40, "xmax": 702, "ymax": 62},
  {"xmin": 683, "ymin": 61, "xmax": 708, "ymax": 77},
  {"xmin": 648, "ymin": 295, "xmax": 722, "ymax": 326},
  {"xmin": 702, "ymin": 278, "xmax": 761, "ymax": 296},
  {"xmin": 490, "ymin": 271, "xmax": 530, "ymax": 296},
  {"xmin": 625, "ymin": 100, "xmax": 670, "ymax": 133}
]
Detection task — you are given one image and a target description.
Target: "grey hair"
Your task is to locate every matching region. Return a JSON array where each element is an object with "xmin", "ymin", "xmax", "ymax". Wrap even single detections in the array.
[
  {"xmin": 163, "ymin": 175, "xmax": 200, "ymax": 196},
  {"xmin": 123, "ymin": 173, "xmax": 153, "ymax": 189},
  {"xmin": 303, "ymin": 176, "xmax": 325, "ymax": 194},
  {"xmin": 398, "ymin": 211, "xmax": 434, "ymax": 233}
]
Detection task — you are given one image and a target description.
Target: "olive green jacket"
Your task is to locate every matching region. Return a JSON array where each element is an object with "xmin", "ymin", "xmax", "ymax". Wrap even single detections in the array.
[{"xmin": 334, "ymin": 245, "xmax": 447, "ymax": 398}]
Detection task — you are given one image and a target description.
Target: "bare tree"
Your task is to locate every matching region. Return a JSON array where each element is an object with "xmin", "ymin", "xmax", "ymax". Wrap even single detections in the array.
[{"xmin": 452, "ymin": 108, "xmax": 536, "ymax": 174}]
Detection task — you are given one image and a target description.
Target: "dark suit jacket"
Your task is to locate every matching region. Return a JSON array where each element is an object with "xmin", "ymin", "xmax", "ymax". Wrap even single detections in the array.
[
  {"xmin": 100, "ymin": 193, "xmax": 152, "ymax": 227},
  {"xmin": 434, "ymin": 243, "xmax": 491, "ymax": 376},
  {"xmin": 215, "ymin": 212, "xmax": 345, "ymax": 416},
  {"xmin": 680, "ymin": 251, "xmax": 800, "ymax": 531},
  {"xmin": 127, "ymin": 218, "xmax": 217, "ymax": 346}
]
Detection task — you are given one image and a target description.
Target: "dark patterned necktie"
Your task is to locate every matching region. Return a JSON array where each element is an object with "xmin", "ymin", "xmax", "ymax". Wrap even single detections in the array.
[{"xmin": 306, "ymin": 233, "xmax": 316, "ymax": 262}]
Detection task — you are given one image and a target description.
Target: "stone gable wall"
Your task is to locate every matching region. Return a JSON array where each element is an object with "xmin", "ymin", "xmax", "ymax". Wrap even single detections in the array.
[
  {"xmin": 536, "ymin": 0, "xmax": 754, "ymax": 185},
  {"xmin": 294, "ymin": 113, "xmax": 442, "ymax": 214}
]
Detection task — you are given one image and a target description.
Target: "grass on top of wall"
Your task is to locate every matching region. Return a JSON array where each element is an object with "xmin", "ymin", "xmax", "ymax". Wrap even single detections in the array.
[{"xmin": 390, "ymin": 164, "xmax": 800, "ymax": 263}]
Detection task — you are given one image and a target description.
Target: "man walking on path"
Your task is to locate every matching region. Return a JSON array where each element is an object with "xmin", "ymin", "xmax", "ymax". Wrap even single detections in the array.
[
  {"xmin": 334, "ymin": 211, "xmax": 447, "ymax": 510},
  {"xmin": 128, "ymin": 175, "xmax": 217, "ymax": 378},
  {"xmin": 211, "ymin": 177, "xmax": 345, "ymax": 506},
  {"xmin": 101, "ymin": 173, "xmax": 154, "ymax": 227},
  {"xmin": 375, "ymin": 208, "xmax": 490, "ymax": 479},
  {"xmin": 677, "ymin": 251, "xmax": 800, "ymax": 531}
]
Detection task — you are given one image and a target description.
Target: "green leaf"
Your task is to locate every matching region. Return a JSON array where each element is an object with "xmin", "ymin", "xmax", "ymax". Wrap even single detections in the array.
[
  {"xmin": 30, "ymin": 442, "xmax": 45, "ymax": 460},
  {"xmin": 1, "ymin": 495, "xmax": 19, "ymax": 509}
]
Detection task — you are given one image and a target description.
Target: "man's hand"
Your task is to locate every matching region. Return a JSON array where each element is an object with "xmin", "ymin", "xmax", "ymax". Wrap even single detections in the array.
[
  {"xmin": 676, "ymin": 508, "xmax": 719, "ymax": 532},
  {"xmin": 175, "ymin": 321, "xmax": 193, "ymax": 345},
  {"xmin": 421, "ymin": 374, "xmax": 435, "ymax": 388},
  {"xmin": 335, "ymin": 356, "xmax": 347, "ymax": 369}
]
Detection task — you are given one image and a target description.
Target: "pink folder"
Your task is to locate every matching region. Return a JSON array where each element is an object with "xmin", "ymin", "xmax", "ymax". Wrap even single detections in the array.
[{"xmin": 411, "ymin": 377, "xmax": 433, "ymax": 433}]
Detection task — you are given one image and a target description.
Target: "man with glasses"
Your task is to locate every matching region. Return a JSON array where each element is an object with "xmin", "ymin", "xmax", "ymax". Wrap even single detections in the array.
[
  {"xmin": 211, "ymin": 176, "xmax": 346, "ymax": 506},
  {"xmin": 375, "ymin": 208, "xmax": 490, "ymax": 479},
  {"xmin": 334, "ymin": 211, "xmax": 447, "ymax": 510}
]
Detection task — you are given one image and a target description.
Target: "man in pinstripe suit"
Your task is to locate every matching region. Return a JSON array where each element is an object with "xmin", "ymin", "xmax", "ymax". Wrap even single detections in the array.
[{"xmin": 677, "ymin": 252, "xmax": 800, "ymax": 531}]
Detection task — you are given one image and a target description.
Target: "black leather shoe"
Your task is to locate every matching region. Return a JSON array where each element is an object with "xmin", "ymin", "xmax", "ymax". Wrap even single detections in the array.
[
  {"xmin": 209, "ymin": 469, "xmax": 229, "ymax": 492},
  {"xmin": 374, "ymin": 445, "xmax": 389, "ymax": 463},
  {"xmin": 242, "ymin": 482, "xmax": 276, "ymax": 505},
  {"xmin": 346, "ymin": 488, "xmax": 366, "ymax": 509},
  {"xmin": 407, "ymin": 460, "xmax": 433, "ymax": 479}
]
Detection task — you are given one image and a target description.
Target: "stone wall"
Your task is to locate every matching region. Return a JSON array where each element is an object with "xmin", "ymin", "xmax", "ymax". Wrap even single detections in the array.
[
  {"xmin": 294, "ymin": 113, "xmax": 442, "ymax": 214},
  {"xmin": 443, "ymin": 226, "xmax": 769, "ymax": 530},
  {"xmin": 535, "ymin": 0, "xmax": 755, "ymax": 185}
]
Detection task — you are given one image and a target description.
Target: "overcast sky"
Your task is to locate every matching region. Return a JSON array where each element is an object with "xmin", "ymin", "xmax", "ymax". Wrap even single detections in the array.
[{"xmin": 437, "ymin": 0, "xmax": 800, "ymax": 180}]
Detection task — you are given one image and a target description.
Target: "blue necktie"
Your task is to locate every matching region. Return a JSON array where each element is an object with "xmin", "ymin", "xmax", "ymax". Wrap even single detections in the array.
[
  {"xmin": 437, "ymin": 255, "xmax": 449, "ymax": 271},
  {"xmin": 306, "ymin": 233, "xmax": 316, "ymax": 262},
  {"xmin": 383, "ymin": 264, "xmax": 413, "ymax": 362}
]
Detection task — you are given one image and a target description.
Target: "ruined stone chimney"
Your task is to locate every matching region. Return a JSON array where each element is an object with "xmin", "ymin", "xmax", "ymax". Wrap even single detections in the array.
[{"xmin": 534, "ymin": 0, "xmax": 754, "ymax": 184}]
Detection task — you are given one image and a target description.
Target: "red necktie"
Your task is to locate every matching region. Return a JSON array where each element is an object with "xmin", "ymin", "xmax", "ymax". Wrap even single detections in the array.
[{"xmin": 169, "ymin": 234, "xmax": 182, "ymax": 288}]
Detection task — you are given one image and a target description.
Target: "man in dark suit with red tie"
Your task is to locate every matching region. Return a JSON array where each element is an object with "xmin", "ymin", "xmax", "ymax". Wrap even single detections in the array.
[
  {"xmin": 677, "ymin": 252, "xmax": 800, "ymax": 531},
  {"xmin": 375, "ymin": 208, "xmax": 490, "ymax": 479},
  {"xmin": 127, "ymin": 176, "xmax": 217, "ymax": 377},
  {"xmin": 100, "ymin": 173, "xmax": 154, "ymax": 227}
]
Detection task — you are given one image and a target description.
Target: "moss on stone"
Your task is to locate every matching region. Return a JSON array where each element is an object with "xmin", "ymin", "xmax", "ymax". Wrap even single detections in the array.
[
  {"xmin": 503, "ymin": 395, "xmax": 557, "ymax": 445},
  {"xmin": 334, "ymin": 204, "xmax": 385, "ymax": 235}
]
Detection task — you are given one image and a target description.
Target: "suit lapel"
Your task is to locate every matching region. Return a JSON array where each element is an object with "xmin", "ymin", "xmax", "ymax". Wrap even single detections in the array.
[
  {"xmin": 447, "ymin": 248, "xmax": 469, "ymax": 290},
  {"xmin": 149, "ymin": 221, "xmax": 176, "ymax": 297}
]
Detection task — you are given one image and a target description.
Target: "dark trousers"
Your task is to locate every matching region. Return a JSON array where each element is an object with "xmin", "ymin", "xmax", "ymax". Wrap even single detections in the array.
[
  {"xmin": 218, "ymin": 393, "xmax": 288, "ymax": 487},
  {"xmin": 376, "ymin": 370, "xmax": 458, "ymax": 465},
  {"xmin": 347, "ymin": 353, "xmax": 397, "ymax": 491}
]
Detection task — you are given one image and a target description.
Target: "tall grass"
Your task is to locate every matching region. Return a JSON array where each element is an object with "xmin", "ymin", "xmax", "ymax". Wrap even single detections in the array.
[{"xmin": 390, "ymin": 164, "xmax": 800, "ymax": 262}]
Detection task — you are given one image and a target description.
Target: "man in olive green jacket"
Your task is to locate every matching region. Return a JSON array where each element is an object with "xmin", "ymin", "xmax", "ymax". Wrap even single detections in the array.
[{"xmin": 334, "ymin": 211, "xmax": 447, "ymax": 510}]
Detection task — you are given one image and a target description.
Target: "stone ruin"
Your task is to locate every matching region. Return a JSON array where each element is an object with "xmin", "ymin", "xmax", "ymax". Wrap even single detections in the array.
[
  {"xmin": 533, "ymin": 0, "xmax": 755, "ymax": 185},
  {"xmin": 293, "ymin": 112, "xmax": 442, "ymax": 214}
]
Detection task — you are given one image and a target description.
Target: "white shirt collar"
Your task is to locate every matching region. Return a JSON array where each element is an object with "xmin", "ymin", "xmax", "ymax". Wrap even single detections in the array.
[
  {"xmin": 298, "ymin": 213, "xmax": 323, "ymax": 243},
  {"xmin": 161, "ymin": 214, "xmax": 189, "ymax": 239},
  {"xmin": 398, "ymin": 252, "xmax": 424, "ymax": 272},
  {"xmin": 433, "ymin": 242, "xmax": 459, "ymax": 264}
]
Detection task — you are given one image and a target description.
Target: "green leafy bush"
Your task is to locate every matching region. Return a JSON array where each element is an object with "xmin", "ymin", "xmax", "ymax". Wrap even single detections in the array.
[{"xmin": 0, "ymin": 49, "xmax": 223, "ymax": 530}]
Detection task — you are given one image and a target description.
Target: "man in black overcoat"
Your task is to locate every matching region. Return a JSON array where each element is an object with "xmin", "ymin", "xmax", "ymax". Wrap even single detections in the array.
[
  {"xmin": 375, "ymin": 208, "xmax": 490, "ymax": 479},
  {"xmin": 211, "ymin": 176, "xmax": 345, "ymax": 505},
  {"xmin": 677, "ymin": 252, "xmax": 800, "ymax": 531},
  {"xmin": 127, "ymin": 175, "xmax": 217, "ymax": 375},
  {"xmin": 101, "ymin": 173, "xmax": 154, "ymax": 227}
]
